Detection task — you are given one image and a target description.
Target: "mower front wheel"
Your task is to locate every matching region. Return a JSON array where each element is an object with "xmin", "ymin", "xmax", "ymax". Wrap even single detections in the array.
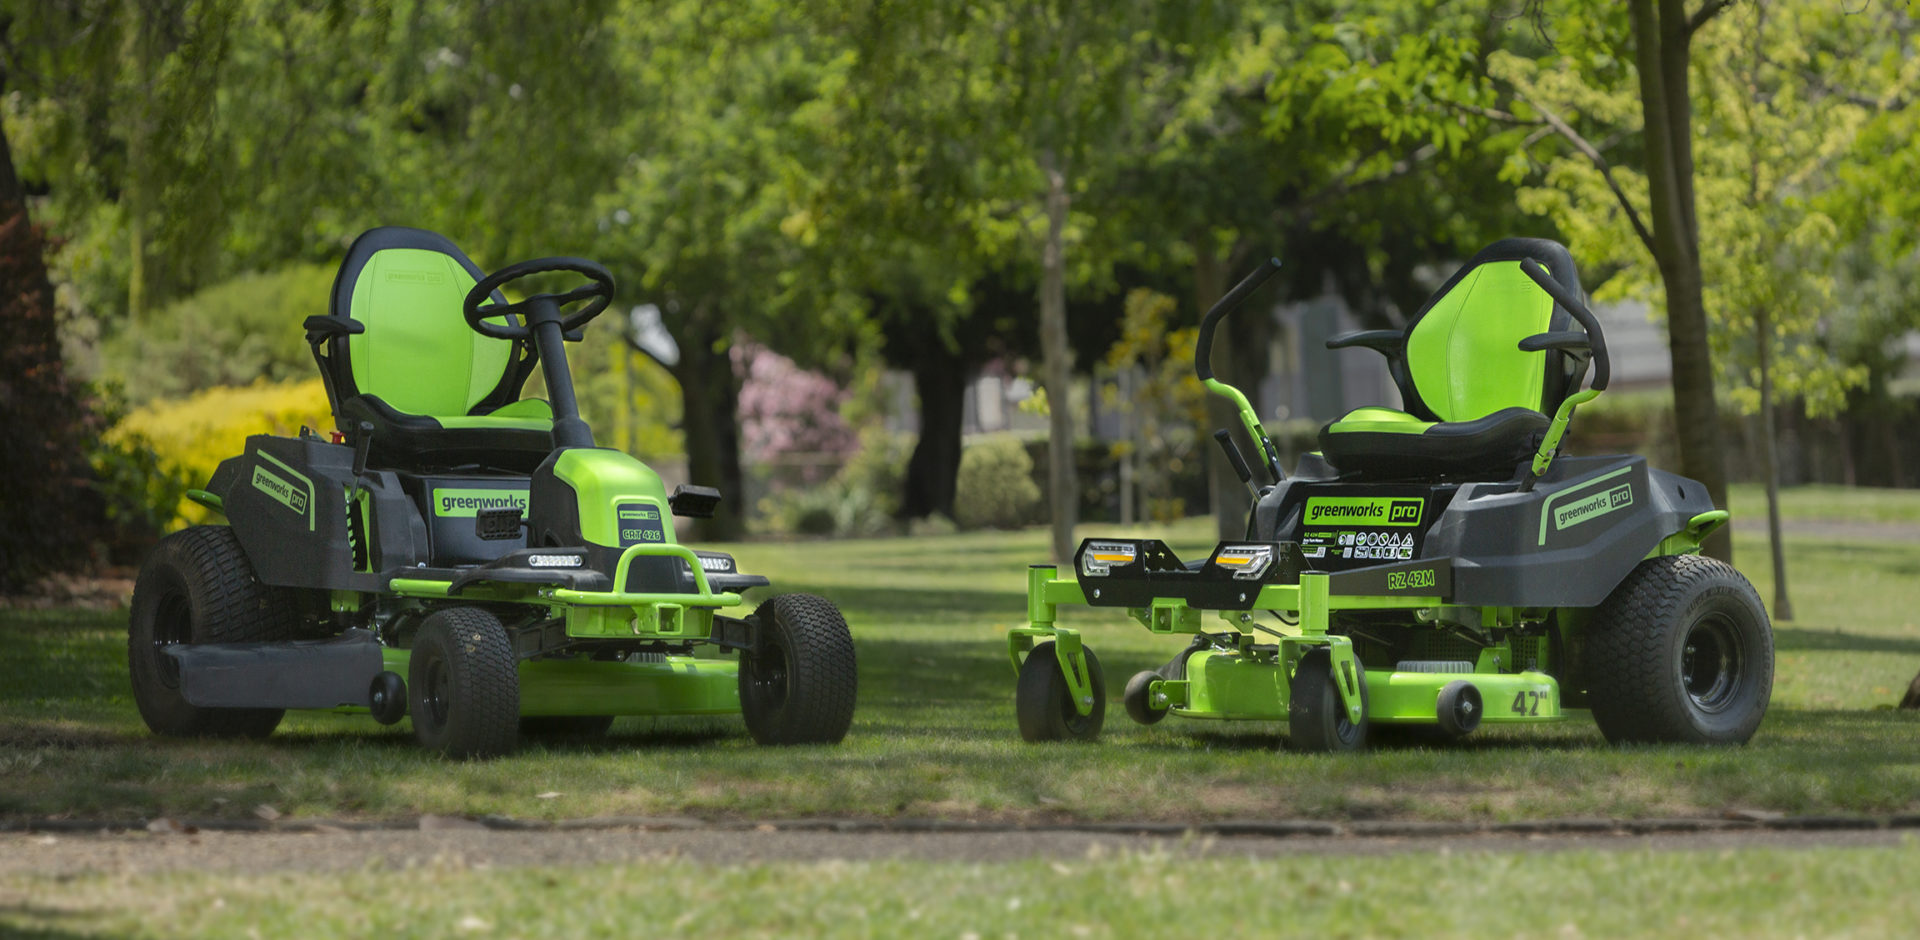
[
  {"xmin": 408, "ymin": 607, "xmax": 520, "ymax": 758},
  {"xmin": 1288, "ymin": 648, "xmax": 1368, "ymax": 753},
  {"xmin": 740, "ymin": 594, "xmax": 858, "ymax": 745},
  {"xmin": 1016, "ymin": 641, "xmax": 1105, "ymax": 742}
]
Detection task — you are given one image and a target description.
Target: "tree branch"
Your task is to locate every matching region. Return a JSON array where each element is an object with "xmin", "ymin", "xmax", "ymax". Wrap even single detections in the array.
[
  {"xmin": 1443, "ymin": 100, "xmax": 1545, "ymax": 126},
  {"xmin": 1685, "ymin": 0, "xmax": 1736, "ymax": 38},
  {"xmin": 1277, "ymin": 142, "xmax": 1440, "ymax": 227},
  {"xmin": 1511, "ymin": 90, "xmax": 1658, "ymax": 255}
]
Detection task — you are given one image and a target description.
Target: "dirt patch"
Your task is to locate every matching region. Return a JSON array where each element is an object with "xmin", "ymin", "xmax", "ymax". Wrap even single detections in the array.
[
  {"xmin": 1, "ymin": 573, "xmax": 134, "ymax": 611},
  {"xmin": 0, "ymin": 722, "xmax": 127, "ymax": 750}
]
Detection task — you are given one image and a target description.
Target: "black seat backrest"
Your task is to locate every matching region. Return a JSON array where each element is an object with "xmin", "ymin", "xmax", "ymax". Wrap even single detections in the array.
[
  {"xmin": 1389, "ymin": 237, "xmax": 1586, "ymax": 423},
  {"xmin": 310, "ymin": 227, "xmax": 534, "ymax": 428}
]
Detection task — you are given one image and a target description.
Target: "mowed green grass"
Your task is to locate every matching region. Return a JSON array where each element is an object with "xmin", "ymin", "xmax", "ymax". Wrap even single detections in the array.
[
  {"xmin": 6, "ymin": 840, "xmax": 1920, "ymax": 939},
  {"xmin": 2, "ymin": 487, "xmax": 1918, "ymax": 825}
]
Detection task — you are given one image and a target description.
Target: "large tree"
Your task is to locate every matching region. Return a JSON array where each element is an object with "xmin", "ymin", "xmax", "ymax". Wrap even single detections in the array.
[
  {"xmin": 1476, "ymin": 1, "xmax": 1739, "ymax": 559},
  {"xmin": 0, "ymin": 85, "xmax": 101, "ymax": 590}
]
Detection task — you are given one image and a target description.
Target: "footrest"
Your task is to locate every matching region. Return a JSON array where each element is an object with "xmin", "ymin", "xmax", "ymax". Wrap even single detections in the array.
[{"xmin": 169, "ymin": 628, "xmax": 385, "ymax": 710}]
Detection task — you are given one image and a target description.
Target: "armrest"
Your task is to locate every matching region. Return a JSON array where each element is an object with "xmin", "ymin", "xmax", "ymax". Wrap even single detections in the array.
[
  {"xmin": 1325, "ymin": 330, "xmax": 1404, "ymax": 354},
  {"xmin": 303, "ymin": 315, "xmax": 364, "ymax": 346},
  {"xmin": 1518, "ymin": 331, "xmax": 1591, "ymax": 353}
]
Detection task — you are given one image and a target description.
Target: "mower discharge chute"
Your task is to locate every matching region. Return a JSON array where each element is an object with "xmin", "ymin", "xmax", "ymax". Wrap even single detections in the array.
[
  {"xmin": 1008, "ymin": 238, "xmax": 1772, "ymax": 750},
  {"xmin": 128, "ymin": 227, "xmax": 857, "ymax": 757}
]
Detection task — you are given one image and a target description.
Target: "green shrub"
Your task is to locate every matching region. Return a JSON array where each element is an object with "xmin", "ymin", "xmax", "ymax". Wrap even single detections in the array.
[
  {"xmin": 87, "ymin": 385, "xmax": 190, "ymax": 555},
  {"xmin": 98, "ymin": 264, "xmax": 334, "ymax": 402},
  {"xmin": 753, "ymin": 429, "xmax": 910, "ymax": 537},
  {"xmin": 954, "ymin": 437, "xmax": 1042, "ymax": 530}
]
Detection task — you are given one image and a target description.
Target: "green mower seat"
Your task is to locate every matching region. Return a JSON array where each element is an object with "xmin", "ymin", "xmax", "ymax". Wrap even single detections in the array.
[
  {"xmin": 306, "ymin": 227, "xmax": 553, "ymax": 472},
  {"xmin": 1319, "ymin": 238, "xmax": 1588, "ymax": 480}
]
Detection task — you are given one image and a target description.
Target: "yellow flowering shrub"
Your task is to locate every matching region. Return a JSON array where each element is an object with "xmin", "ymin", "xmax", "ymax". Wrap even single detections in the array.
[{"xmin": 106, "ymin": 378, "xmax": 334, "ymax": 529}]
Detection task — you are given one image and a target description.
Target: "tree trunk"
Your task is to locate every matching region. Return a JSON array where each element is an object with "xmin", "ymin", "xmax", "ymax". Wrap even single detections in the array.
[
  {"xmin": 900, "ymin": 355, "xmax": 968, "ymax": 520},
  {"xmin": 673, "ymin": 314, "xmax": 745, "ymax": 541},
  {"xmin": 1755, "ymin": 309, "xmax": 1791, "ymax": 621},
  {"xmin": 1630, "ymin": 0, "xmax": 1732, "ymax": 562},
  {"xmin": 0, "ymin": 101, "xmax": 104, "ymax": 590},
  {"xmin": 1039, "ymin": 155, "xmax": 1077, "ymax": 564}
]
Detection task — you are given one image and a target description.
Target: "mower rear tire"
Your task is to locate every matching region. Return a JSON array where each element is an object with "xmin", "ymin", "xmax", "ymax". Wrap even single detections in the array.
[
  {"xmin": 409, "ymin": 608, "xmax": 519, "ymax": 758},
  {"xmin": 128, "ymin": 526, "xmax": 295, "ymax": 739},
  {"xmin": 1585, "ymin": 554, "xmax": 1773, "ymax": 745},
  {"xmin": 1016, "ymin": 641, "xmax": 1105, "ymax": 742},
  {"xmin": 740, "ymin": 593, "xmax": 857, "ymax": 745},
  {"xmin": 1289, "ymin": 648, "xmax": 1368, "ymax": 753},
  {"xmin": 1123, "ymin": 669, "xmax": 1168, "ymax": 726}
]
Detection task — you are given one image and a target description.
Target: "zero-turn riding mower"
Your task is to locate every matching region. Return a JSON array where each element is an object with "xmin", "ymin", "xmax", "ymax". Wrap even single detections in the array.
[
  {"xmin": 129, "ymin": 227, "xmax": 857, "ymax": 757},
  {"xmin": 1007, "ymin": 238, "xmax": 1771, "ymax": 750}
]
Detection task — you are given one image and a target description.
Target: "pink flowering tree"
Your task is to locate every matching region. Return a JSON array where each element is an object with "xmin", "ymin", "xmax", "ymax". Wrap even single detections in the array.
[{"xmin": 733, "ymin": 340, "xmax": 859, "ymax": 486}]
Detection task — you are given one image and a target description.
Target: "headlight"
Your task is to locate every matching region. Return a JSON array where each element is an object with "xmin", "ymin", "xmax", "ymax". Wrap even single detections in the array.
[
  {"xmin": 1080, "ymin": 541, "xmax": 1138, "ymax": 577},
  {"xmin": 527, "ymin": 553, "xmax": 585, "ymax": 568},
  {"xmin": 1211, "ymin": 544, "xmax": 1274, "ymax": 581}
]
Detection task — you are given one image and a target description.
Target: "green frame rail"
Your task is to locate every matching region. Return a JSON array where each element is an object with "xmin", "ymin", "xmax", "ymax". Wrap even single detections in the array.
[{"xmin": 1008, "ymin": 563, "xmax": 1570, "ymax": 728}]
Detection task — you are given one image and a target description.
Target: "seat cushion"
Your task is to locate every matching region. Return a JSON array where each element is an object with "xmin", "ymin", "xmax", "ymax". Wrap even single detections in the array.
[
  {"xmin": 344, "ymin": 395, "xmax": 554, "ymax": 473},
  {"xmin": 1319, "ymin": 406, "xmax": 1548, "ymax": 479},
  {"xmin": 438, "ymin": 397, "xmax": 554, "ymax": 430},
  {"xmin": 1323, "ymin": 407, "xmax": 1435, "ymax": 436}
]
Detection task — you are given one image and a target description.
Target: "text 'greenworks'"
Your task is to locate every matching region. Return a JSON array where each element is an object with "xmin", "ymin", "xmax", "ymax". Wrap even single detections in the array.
[{"xmin": 1304, "ymin": 497, "xmax": 1424, "ymax": 527}]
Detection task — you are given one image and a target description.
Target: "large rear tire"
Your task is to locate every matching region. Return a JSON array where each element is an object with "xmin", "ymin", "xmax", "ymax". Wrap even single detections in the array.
[
  {"xmin": 739, "ymin": 594, "xmax": 857, "ymax": 745},
  {"xmin": 409, "ymin": 608, "xmax": 520, "ymax": 758},
  {"xmin": 1585, "ymin": 554, "xmax": 1773, "ymax": 745},
  {"xmin": 128, "ymin": 526, "xmax": 294, "ymax": 739},
  {"xmin": 1015, "ymin": 641, "xmax": 1105, "ymax": 742}
]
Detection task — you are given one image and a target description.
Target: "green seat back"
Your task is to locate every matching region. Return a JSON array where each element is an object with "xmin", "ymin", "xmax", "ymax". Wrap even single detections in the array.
[
  {"xmin": 1403, "ymin": 260, "xmax": 1556, "ymax": 422},
  {"xmin": 346, "ymin": 247, "xmax": 513, "ymax": 418}
]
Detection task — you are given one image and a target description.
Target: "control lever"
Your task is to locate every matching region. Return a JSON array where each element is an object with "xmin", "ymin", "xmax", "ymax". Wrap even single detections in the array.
[
  {"xmin": 348, "ymin": 421, "xmax": 375, "ymax": 502},
  {"xmin": 1213, "ymin": 429, "xmax": 1260, "ymax": 499}
]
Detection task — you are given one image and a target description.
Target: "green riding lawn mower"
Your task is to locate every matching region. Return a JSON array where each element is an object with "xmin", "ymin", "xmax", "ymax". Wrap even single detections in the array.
[
  {"xmin": 129, "ymin": 227, "xmax": 857, "ymax": 757},
  {"xmin": 1008, "ymin": 238, "xmax": 1773, "ymax": 751}
]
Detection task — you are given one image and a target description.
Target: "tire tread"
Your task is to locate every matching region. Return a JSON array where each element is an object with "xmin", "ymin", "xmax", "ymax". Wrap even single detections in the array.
[
  {"xmin": 741, "ymin": 593, "xmax": 857, "ymax": 745},
  {"xmin": 1584, "ymin": 554, "xmax": 1773, "ymax": 745}
]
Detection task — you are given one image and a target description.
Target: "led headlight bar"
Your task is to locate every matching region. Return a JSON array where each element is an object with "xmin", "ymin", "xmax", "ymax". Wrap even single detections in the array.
[
  {"xmin": 1079, "ymin": 540, "xmax": 1139, "ymax": 578},
  {"xmin": 527, "ymin": 553, "xmax": 585, "ymax": 568},
  {"xmin": 1211, "ymin": 543, "xmax": 1275, "ymax": 581}
]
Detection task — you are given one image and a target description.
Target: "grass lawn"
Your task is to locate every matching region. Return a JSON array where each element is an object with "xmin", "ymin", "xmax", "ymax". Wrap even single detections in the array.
[
  {"xmin": 5, "ymin": 840, "xmax": 1919, "ymax": 938},
  {"xmin": 2, "ymin": 486, "xmax": 1918, "ymax": 825}
]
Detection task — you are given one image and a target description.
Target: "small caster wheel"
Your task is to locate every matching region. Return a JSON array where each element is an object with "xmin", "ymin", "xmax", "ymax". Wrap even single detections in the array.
[
  {"xmin": 369, "ymin": 670, "xmax": 407, "ymax": 726},
  {"xmin": 1288, "ymin": 648, "xmax": 1368, "ymax": 753},
  {"xmin": 1016, "ymin": 641, "xmax": 1105, "ymax": 742},
  {"xmin": 1123, "ymin": 669, "xmax": 1168, "ymax": 726},
  {"xmin": 1434, "ymin": 680, "xmax": 1482, "ymax": 739}
]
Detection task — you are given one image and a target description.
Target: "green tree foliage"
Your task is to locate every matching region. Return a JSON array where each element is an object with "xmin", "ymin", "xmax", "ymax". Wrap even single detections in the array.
[
  {"xmin": 1475, "ymin": 0, "xmax": 1743, "ymax": 559},
  {"xmin": 591, "ymin": 1, "xmax": 870, "ymax": 538},
  {"xmin": 1492, "ymin": 0, "xmax": 1918, "ymax": 600},
  {"xmin": 99, "ymin": 264, "xmax": 333, "ymax": 402},
  {"xmin": 1104, "ymin": 289, "xmax": 1205, "ymax": 523}
]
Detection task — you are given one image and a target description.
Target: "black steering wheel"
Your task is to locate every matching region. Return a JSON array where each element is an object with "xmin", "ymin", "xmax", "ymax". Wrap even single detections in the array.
[{"xmin": 462, "ymin": 257, "xmax": 615, "ymax": 341}]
